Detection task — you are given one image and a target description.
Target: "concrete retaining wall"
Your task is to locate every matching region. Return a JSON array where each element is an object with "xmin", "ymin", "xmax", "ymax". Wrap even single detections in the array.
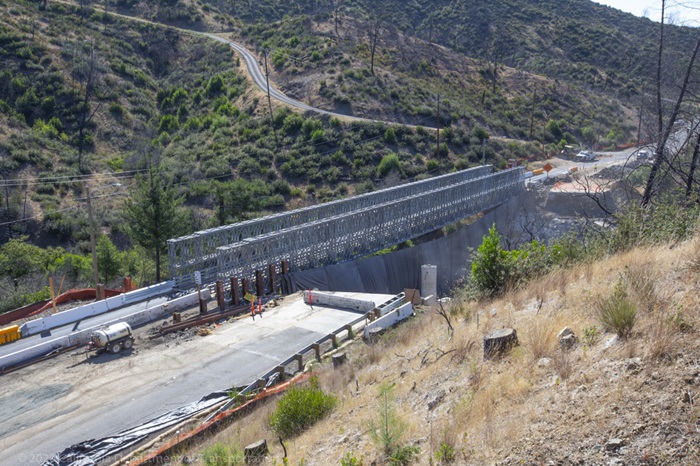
[
  {"xmin": 20, "ymin": 281, "xmax": 175, "ymax": 337},
  {"xmin": 1, "ymin": 288, "xmax": 205, "ymax": 371},
  {"xmin": 363, "ymin": 302, "xmax": 414, "ymax": 339}
]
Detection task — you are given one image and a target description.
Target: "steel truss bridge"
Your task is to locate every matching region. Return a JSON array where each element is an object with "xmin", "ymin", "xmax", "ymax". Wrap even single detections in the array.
[{"xmin": 168, "ymin": 166, "xmax": 524, "ymax": 290}]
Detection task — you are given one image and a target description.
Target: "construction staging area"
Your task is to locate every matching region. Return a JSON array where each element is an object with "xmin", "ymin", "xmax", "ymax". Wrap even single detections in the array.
[
  {"xmin": 0, "ymin": 290, "xmax": 409, "ymax": 466},
  {"xmin": 6, "ymin": 160, "xmax": 634, "ymax": 464}
]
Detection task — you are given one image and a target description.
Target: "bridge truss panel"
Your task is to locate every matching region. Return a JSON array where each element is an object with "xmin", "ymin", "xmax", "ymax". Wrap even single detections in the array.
[
  {"xmin": 170, "ymin": 168, "xmax": 524, "ymax": 290},
  {"xmin": 167, "ymin": 166, "xmax": 492, "ymax": 277}
]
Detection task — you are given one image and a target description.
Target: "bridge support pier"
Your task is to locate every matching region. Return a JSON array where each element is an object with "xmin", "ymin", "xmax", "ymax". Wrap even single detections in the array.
[{"xmin": 230, "ymin": 277, "xmax": 240, "ymax": 306}]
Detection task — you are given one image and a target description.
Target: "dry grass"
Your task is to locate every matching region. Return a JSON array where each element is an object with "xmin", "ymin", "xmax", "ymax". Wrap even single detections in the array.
[
  {"xmin": 177, "ymin": 234, "xmax": 700, "ymax": 466},
  {"xmin": 551, "ymin": 350, "xmax": 574, "ymax": 380},
  {"xmin": 525, "ymin": 317, "xmax": 558, "ymax": 360}
]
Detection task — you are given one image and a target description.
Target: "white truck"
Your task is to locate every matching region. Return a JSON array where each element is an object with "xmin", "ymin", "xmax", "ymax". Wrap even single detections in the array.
[{"xmin": 87, "ymin": 322, "xmax": 135, "ymax": 354}]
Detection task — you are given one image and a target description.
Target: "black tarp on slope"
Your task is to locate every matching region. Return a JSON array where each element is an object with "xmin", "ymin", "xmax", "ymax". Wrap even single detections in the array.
[
  {"xmin": 43, "ymin": 391, "xmax": 229, "ymax": 466},
  {"xmin": 285, "ymin": 205, "xmax": 509, "ymax": 296}
]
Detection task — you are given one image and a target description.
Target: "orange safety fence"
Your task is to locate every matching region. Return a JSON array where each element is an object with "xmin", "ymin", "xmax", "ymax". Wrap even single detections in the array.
[
  {"xmin": 0, "ymin": 287, "xmax": 126, "ymax": 327},
  {"xmin": 0, "ymin": 301, "xmax": 50, "ymax": 326},
  {"xmin": 129, "ymin": 372, "xmax": 313, "ymax": 466},
  {"xmin": 28, "ymin": 288, "xmax": 124, "ymax": 317}
]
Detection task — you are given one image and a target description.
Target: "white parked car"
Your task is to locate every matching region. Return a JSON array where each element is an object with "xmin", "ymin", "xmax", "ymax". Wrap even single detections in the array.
[{"xmin": 575, "ymin": 150, "xmax": 595, "ymax": 162}]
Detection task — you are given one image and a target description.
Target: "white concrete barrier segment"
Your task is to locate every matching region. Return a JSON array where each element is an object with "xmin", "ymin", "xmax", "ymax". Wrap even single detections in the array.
[
  {"xmin": 20, "ymin": 281, "xmax": 175, "ymax": 337},
  {"xmin": 303, "ymin": 291, "xmax": 376, "ymax": 313},
  {"xmin": 363, "ymin": 302, "xmax": 415, "ymax": 339},
  {"xmin": 375, "ymin": 293, "xmax": 405, "ymax": 317}
]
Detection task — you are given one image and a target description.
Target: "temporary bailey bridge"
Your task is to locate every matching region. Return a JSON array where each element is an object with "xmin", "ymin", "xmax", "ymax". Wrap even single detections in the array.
[{"xmin": 167, "ymin": 166, "xmax": 525, "ymax": 291}]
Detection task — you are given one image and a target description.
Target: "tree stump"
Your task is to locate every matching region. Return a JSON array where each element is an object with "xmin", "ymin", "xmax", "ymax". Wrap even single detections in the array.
[
  {"xmin": 332, "ymin": 352, "xmax": 347, "ymax": 368},
  {"xmin": 244, "ymin": 439, "xmax": 268, "ymax": 464},
  {"xmin": 366, "ymin": 326, "xmax": 384, "ymax": 344},
  {"xmin": 483, "ymin": 328, "xmax": 519, "ymax": 360}
]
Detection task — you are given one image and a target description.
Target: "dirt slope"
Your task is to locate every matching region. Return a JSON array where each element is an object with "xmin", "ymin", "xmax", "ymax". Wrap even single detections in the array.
[{"xmin": 180, "ymin": 233, "xmax": 700, "ymax": 465}]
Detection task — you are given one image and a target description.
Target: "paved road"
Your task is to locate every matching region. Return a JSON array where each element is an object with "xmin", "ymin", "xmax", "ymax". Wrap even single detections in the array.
[
  {"xmin": 203, "ymin": 33, "xmax": 377, "ymax": 123},
  {"xmin": 0, "ymin": 296, "xmax": 169, "ymax": 361},
  {"xmin": 0, "ymin": 292, "xmax": 393, "ymax": 466}
]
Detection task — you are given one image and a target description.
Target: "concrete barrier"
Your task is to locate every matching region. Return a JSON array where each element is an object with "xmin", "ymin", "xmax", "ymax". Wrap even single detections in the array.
[
  {"xmin": 375, "ymin": 293, "xmax": 405, "ymax": 317},
  {"xmin": 67, "ymin": 288, "xmax": 211, "ymax": 346},
  {"xmin": 0, "ymin": 335, "xmax": 67, "ymax": 372},
  {"xmin": 303, "ymin": 291, "xmax": 376, "ymax": 313},
  {"xmin": 363, "ymin": 302, "xmax": 414, "ymax": 339},
  {"xmin": 20, "ymin": 281, "xmax": 175, "ymax": 337},
  {"xmin": 2, "ymin": 289, "xmax": 206, "ymax": 371}
]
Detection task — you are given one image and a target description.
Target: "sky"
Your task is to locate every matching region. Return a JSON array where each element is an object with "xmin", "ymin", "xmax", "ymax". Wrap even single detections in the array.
[{"xmin": 594, "ymin": 0, "xmax": 700, "ymax": 26}]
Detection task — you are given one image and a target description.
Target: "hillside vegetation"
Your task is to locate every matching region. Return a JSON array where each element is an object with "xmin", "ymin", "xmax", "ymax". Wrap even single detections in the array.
[{"xmin": 0, "ymin": 0, "xmax": 698, "ymax": 308}]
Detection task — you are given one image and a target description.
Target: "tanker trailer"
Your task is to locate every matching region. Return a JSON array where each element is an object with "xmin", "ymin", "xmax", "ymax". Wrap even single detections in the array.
[{"xmin": 88, "ymin": 322, "xmax": 134, "ymax": 354}]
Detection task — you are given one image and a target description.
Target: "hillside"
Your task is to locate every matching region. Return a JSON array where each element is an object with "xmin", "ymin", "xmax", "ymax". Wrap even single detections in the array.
[
  {"xmin": 175, "ymin": 227, "xmax": 700, "ymax": 465},
  {"xmin": 1, "ymin": 0, "xmax": 698, "ymax": 303}
]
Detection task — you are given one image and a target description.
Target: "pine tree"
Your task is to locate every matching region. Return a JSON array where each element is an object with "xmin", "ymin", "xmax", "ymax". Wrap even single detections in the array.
[
  {"xmin": 96, "ymin": 234, "xmax": 122, "ymax": 285},
  {"xmin": 124, "ymin": 167, "xmax": 188, "ymax": 282}
]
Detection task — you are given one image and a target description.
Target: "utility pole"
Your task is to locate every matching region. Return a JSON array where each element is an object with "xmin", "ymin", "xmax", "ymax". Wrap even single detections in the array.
[
  {"xmin": 262, "ymin": 49, "xmax": 278, "ymax": 147},
  {"xmin": 3, "ymin": 175, "xmax": 9, "ymax": 212},
  {"xmin": 86, "ymin": 187, "xmax": 99, "ymax": 289},
  {"xmin": 482, "ymin": 138, "xmax": 486, "ymax": 165},
  {"xmin": 436, "ymin": 94, "xmax": 440, "ymax": 163},
  {"xmin": 637, "ymin": 95, "xmax": 644, "ymax": 146},
  {"xmin": 23, "ymin": 184, "xmax": 27, "ymax": 220},
  {"xmin": 529, "ymin": 88, "xmax": 537, "ymax": 140}
]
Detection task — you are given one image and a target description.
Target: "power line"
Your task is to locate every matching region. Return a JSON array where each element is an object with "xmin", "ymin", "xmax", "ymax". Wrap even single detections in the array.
[
  {"xmin": 0, "ymin": 169, "xmax": 147, "ymax": 188},
  {"xmin": 0, "ymin": 192, "xmax": 127, "ymax": 227}
]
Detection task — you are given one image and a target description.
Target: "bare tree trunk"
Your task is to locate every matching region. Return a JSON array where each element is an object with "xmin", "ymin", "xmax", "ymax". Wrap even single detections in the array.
[
  {"xmin": 642, "ymin": 0, "xmax": 700, "ymax": 205},
  {"xmin": 155, "ymin": 248, "xmax": 161, "ymax": 282},
  {"xmin": 75, "ymin": 40, "xmax": 104, "ymax": 173},
  {"xmin": 686, "ymin": 130, "xmax": 700, "ymax": 199},
  {"xmin": 369, "ymin": 24, "xmax": 381, "ymax": 75},
  {"xmin": 334, "ymin": 0, "xmax": 342, "ymax": 38}
]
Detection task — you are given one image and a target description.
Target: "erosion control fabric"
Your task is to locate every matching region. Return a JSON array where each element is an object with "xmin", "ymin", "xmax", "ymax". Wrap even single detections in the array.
[
  {"xmin": 43, "ymin": 391, "xmax": 229, "ymax": 466},
  {"xmin": 283, "ymin": 205, "xmax": 508, "ymax": 296}
]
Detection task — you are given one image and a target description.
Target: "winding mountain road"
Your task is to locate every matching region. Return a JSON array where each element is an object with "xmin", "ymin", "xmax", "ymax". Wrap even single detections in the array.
[{"xmin": 203, "ymin": 33, "xmax": 374, "ymax": 123}]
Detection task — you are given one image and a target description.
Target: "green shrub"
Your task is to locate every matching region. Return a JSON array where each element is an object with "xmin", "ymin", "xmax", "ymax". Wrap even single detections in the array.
[
  {"xmin": 434, "ymin": 441, "xmax": 455, "ymax": 463},
  {"xmin": 340, "ymin": 452, "xmax": 364, "ymax": 466},
  {"xmin": 470, "ymin": 226, "xmax": 512, "ymax": 297},
  {"xmin": 596, "ymin": 279, "xmax": 636, "ymax": 338},
  {"xmin": 384, "ymin": 127, "xmax": 396, "ymax": 144},
  {"xmin": 388, "ymin": 445, "xmax": 420, "ymax": 466},
  {"xmin": 377, "ymin": 153, "xmax": 400, "ymax": 178},
  {"xmin": 270, "ymin": 376, "xmax": 337, "ymax": 438},
  {"xmin": 202, "ymin": 442, "xmax": 244, "ymax": 466},
  {"xmin": 582, "ymin": 325, "xmax": 600, "ymax": 346},
  {"xmin": 206, "ymin": 75, "xmax": 225, "ymax": 96}
]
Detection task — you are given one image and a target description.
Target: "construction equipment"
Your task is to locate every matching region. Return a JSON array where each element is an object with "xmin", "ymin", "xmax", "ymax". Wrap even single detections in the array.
[{"xmin": 87, "ymin": 322, "xmax": 134, "ymax": 354}]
